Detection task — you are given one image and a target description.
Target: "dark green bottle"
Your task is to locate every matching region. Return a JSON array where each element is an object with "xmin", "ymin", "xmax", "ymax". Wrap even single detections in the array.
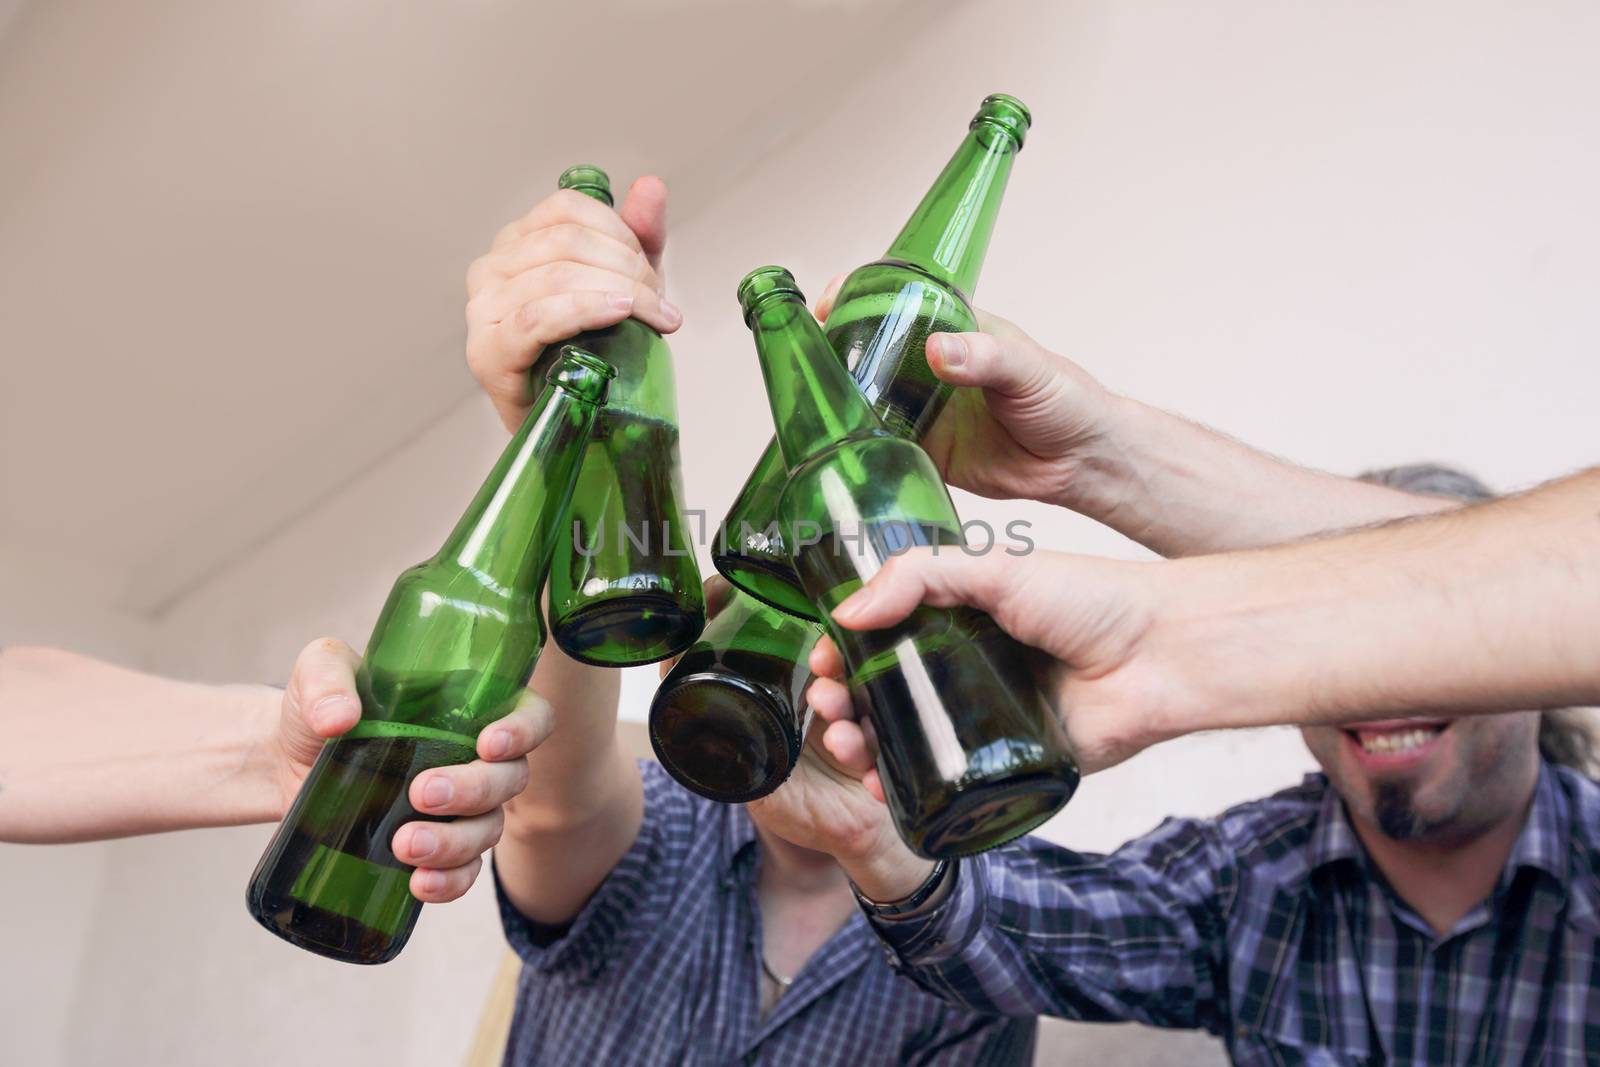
[
  {"xmin": 738, "ymin": 266, "xmax": 1077, "ymax": 859},
  {"xmin": 537, "ymin": 165, "xmax": 705, "ymax": 666},
  {"xmin": 246, "ymin": 347, "xmax": 614, "ymax": 964},
  {"xmin": 649, "ymin": 590, "xmax": 820, "ymax": 803},
  {"xmin": 715, "ymin": 94, "xmax": 1030, "ymax": 620}
]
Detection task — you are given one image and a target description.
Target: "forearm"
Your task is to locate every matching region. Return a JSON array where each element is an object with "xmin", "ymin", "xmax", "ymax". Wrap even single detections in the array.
[
  {"xmin": 496, "ymin": 644, "xmax": 641, "ymax": 923},
  {"xmin": 1148, "ymin": 466, "xmax": 1600, "ymax": 736},
  {"xmin": 1072, "ymin": 396, "xmax": 1456, "ymax": 557},
  {"xmin": 0, "ymin": 647, "xmax": 282, "ymax": 843}
]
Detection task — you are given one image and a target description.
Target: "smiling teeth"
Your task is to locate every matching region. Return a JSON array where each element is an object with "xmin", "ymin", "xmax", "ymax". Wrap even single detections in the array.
[{"xmin": 1360, "ymin": 729, "xmax": 1435, "ymax": 755}]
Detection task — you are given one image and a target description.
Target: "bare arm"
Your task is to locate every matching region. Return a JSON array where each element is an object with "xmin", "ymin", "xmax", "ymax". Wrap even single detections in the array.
[
  {"xmin": 0, "ymin": 641, "xmax": 541, "ymax": 903},
  {"xmin": 494, "ymin": 647, "xmax": 639, "ymax": 924},
  {"xmin": 0, "ymin": 646, "xmax": 281, "ymax": 843},
  {"xmin": 831, "ymin": 307, "xmax": 1459, "ymax": 556},
  {"xmin": 471, "ymin": 177, "xmax": 674, "ymax": 926},
  {"xmin": 1074, "ymin": 394, "xmax": 1458, "ymax": 556},
  {"xmin": 1147, "ymin": 465, "xmax": 1600, "ymax": 732}
]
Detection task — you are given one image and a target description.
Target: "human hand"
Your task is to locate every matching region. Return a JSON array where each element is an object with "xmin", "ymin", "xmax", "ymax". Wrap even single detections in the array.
[
  {"xmin": 658, "ymin": 580, "xmax": 932, "ymax": 896},
  {"xmin": 814, "ymin": 280, "xmax": 1122, "ymax": 510},
  {"xmin": 272, "ymin": 638, "xmax": 554, "ymax": 902},
  {"xmin": 806, "ymin": 547, "xmax": 1189, "ymax": 789},
  {"xmin": 466, "ymin": 176, "xmax": 681, "ymax": 431}
]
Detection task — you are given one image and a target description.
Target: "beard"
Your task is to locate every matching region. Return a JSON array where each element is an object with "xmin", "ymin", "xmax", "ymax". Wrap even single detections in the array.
[{"xmin": 1371, "ymin": 780, "xmax": 1433, "ymax": 841}]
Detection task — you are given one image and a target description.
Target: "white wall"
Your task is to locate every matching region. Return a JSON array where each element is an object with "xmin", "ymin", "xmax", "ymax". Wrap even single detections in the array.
[{"xmin": 20, "ymin": 2, "xmax": 1600, "ymax": 1065}]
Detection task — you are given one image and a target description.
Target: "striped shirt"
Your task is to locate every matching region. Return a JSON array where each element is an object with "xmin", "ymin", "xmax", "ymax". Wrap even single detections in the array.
[
  {"xmin": 867, "ymin": 763, "xmax": 1600, "ymax": 1066},
  {"xmin": 494, "ymin": 760, "xmax": 1034, "ymax": 1066}
]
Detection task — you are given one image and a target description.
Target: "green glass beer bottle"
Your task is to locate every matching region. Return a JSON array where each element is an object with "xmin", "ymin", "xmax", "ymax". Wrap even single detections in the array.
[
  {"xmin": 649, "ymin": 590, "xmax": 821, "ymax": 803},
  {"xmin": 537, "ymin": 165, "xmax": 705, "ymax": 666},
  {"xmin": 738, "ymin": 266, "xmax": 1078, "ymax": 859},
  {"xmin": 246, "ymin": 346, "xmax": 614, "ymax": 964},
  {"xmin": 715, "ymin": 94, "xmax": 1030, "ymax": 620}
]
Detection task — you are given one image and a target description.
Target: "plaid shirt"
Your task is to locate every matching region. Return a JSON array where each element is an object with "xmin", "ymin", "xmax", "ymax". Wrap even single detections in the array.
[
  {"xmin": 868, "ymin": 763, "xmax": 1600, "ymax": 1066},
  {"xmin": 494, "ymin": 761, "xmax": 1033, "ymax": 1066}
]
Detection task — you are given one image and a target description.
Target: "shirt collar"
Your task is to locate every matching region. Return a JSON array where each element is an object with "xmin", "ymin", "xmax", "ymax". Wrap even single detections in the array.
[
  {"xmin": 1306, "ymin": 774, "xmax": 1364, "ymax": 874},
  {"xmin": 1307, "ymin": 763, "xmax": 1570, "ymax": 887},
  {"xmin": 1501, "ymin": 763, "xmax": 1567, "ymax": 885}
]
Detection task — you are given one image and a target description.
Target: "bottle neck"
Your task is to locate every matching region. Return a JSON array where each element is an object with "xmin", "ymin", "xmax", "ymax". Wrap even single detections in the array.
[
  {"xmin": 434, "ymin": 384, "xmax": 600, "ymax": 588},
  {"xmin": 880, "ymin": 121, "xmax": 1019, "ymax": 300},
  {"xmin": 749, "ymin": 294, "xmax": 883, "ymax": 471}
]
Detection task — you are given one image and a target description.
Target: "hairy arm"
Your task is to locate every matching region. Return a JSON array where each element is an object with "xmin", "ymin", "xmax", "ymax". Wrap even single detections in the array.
[
  {"xmin": 1074, "ymin": 395, "xmax": 1459, "ymax": 556},
  {"xmin": 893, "ymin": 314, "xmax": 1459, "ymax": 556},
  {"xmin": 1145, "ymin": 465, "xmax": 1600, "ymax": 735}
]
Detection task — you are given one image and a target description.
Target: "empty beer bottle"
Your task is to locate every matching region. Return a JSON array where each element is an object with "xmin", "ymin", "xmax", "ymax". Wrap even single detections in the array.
[
  {"xmin": 738, "ymin": 266, "xmax": 1077, "ymax": 859},
  {"xmin": 649, "ymin": 590, "xmax": 820, "ymax": 803},
  {"xmin": 246, "ymin": 346, "xmax": 614, "ymax": 964},
  {"xmin": 537, "ymin": 165, "xmax": 704, "ymax": 666},
  {"xmin": 715, "ymin": 94, "xmax": 1030, "ymax": 620}
]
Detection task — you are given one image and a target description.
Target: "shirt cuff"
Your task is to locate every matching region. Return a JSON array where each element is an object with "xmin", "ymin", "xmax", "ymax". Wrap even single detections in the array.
[{"xmin": 863, "ymin": 853, "xmax": 990, "ymax": 967}]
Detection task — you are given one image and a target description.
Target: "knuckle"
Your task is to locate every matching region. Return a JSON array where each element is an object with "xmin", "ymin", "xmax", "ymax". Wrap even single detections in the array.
[
  {"xmin": 512, "ymin": 300, "xmax": 543, "ymax": 334},
  {"xmin": 540, "ymin": 258, "xmax": 581, "ymax": 289},
  {"xmin": 492, "ymin": 221, "xmax": 523, "ymax": 248},
  {"xmin": 547, "ymin": 222, "xmax": 590, "ymax": 260},
  {"xmin": 465, "ymin": 768, "xmax": 495, "ymax": 809},
  {"xmin": 464, "ymin": 291, "xmax": 496, "ymax": 325},
  {"xmin": 465, "ymin": 256, "xmax": 495, "ymax": 295}
]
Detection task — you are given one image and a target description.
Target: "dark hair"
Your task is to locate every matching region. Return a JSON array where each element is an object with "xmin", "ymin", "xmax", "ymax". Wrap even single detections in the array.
[{"xmin": 1357, "ymin": 463, "xmax": 1599, "ymax": 778}]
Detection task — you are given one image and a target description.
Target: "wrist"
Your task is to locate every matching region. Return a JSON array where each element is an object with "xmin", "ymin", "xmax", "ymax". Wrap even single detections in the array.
[
  {"xmin": 233, "ymin": 684, "xmax": 295, "ymax": 824},
  {"xmin": 854, "ymin": 858, "xmax": 951, "ymax": 918},
  {"xmin": 1057, "ymin": 393, "xmax": 1164, "ymax": 520},
  {"xmin": 834, "ymin": 826, "xmax": 935, "ymax": 903}
]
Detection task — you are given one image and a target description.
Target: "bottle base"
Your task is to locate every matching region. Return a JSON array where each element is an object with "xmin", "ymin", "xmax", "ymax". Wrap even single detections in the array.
[
  {"xmin": 246, "ymin": 887, "xmax": 413, "ymax": 966},
  {"xmin": 909, "ymin": 770, "xmax": 1079, "ymax": 860},
  {"xmin": 649, "ymin": 673, "xmax": 800, "ymax": 803},
  {"xmin": 551, "ymin": 593, "xmax": 705, "ymax": 667},
  {"xmin": 712, "ymin": 555, "xmax": 819, "ymax": 623}
]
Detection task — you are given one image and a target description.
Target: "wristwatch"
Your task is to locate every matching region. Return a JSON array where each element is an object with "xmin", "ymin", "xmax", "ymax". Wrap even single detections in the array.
[{"xmin": 853, "ymin": 860, "xmax": 952, "ymax": 920}]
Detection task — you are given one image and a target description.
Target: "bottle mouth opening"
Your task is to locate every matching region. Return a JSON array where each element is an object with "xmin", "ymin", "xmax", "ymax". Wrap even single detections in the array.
[
  {"xmin": 736, "ymin": 265, "xmax": 806, "ymax": 321},
  {"xmin": 547, "ymin": 344, "xmax": 616, "ymax": 403},
  {"xmin": 971, "ymin": 93, "xmax": 1031, "ymax": 150}
]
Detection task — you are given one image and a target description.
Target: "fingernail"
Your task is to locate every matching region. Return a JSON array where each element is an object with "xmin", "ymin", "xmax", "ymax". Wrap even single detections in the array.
[
  {"xmin": 409, "ymin": 827, "xmax": 437, "ymax": 859},
  {"xmin": 422, "ymin": 777, "xmax": 453, "ymax": 808},
  {"xmin": 310, "ymin": 694, "xmax": 358, "ymax": 730},
  {"xmin": 833, "ymin": 586, "xmax": 873, "ymax": 621},
  {"xmin": 606, "ymin": 291, "xmax": 634, "ymax": 311},
  {"xmin": 659, "ymin": 298, "xmax": 682, "ymax": 324},
  {"xmin": 416, "ymin": 869, "xmax": 446, "ymax": 894},
  {"xmin": 486, "ymin": 730, "xmax": 512, "ymax": 759},
  {"xmin": 930, "ymin": 333, "xmax": 967, "ymax": 368}
]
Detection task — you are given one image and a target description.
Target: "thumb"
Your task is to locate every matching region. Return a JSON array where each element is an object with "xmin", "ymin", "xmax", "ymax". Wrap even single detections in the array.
[
  {"xmin": 618, "ymin": 175, "xmax": 669, "ymax": 276},
  {"xmin": 288, "ymin": 638, "xmax": 362, "ymax": 737},
  {"xmin": 831, "ymin": 547, "xmax": 1014, "ymax": 632},
  {"xmin": 925, "ymin": 327, "xmax": 1060, "ymax": 402}
]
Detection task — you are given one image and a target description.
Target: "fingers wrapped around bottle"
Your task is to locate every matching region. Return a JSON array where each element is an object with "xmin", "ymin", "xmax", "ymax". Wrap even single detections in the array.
[{"xmin": 389, "ymin": 692, "xmax": 553, "ymax": 902}]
